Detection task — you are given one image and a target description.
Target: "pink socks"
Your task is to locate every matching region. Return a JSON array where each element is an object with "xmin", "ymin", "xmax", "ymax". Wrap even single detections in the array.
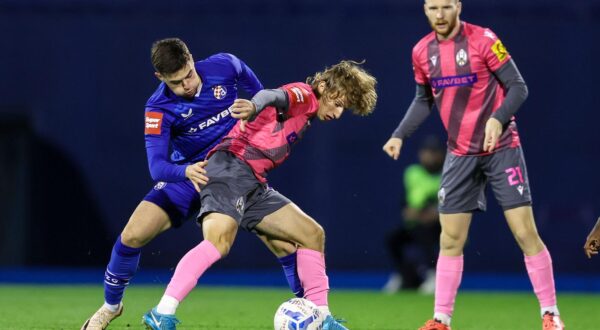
[
  {"xmin": 434, "ymin": 254, "xmax": 464, "ymax": 317},
  {"xmin": 525, "ymin": 247, "xmax": 557, "ymax": 309},
  {"xmin": 297, "ymin": 248, "xmax": 329, "ymax": 306},
  {"xmin": 164, "ymin": 240, "xmax": 221, "ymax": 301}
]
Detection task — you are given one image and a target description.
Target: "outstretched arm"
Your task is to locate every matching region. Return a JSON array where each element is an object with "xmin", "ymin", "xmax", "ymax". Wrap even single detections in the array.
[
  {"xmin": 584, "ymin": 217, "xmax": 600, "ymax": 259},
  {"xmin": 383, "ymin": 84, "xmax": 433, "ymax": 160}
]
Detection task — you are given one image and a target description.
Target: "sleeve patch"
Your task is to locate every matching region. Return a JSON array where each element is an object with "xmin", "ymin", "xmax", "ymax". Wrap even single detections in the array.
[
  {"xmin": 145, "ymin": 112, "xmax": 164, "ymax": 135},
  {"xmin": 491, "ymin": 39, "xmax": 509, "ymax": 62},
  {"xmin": 288, "ymin": 86, "xmax": 309, "ymax": 104}
]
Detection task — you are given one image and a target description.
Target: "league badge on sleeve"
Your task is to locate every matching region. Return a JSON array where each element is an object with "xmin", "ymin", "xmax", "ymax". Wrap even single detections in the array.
[
  {"xmin": 491, "ymin": 39, "xmax": 509, "ymax": 62},
  {"xmin": 212, "ymin": 85, "xmax": 227, "ymax": 100},
  {"xmin": 145, "ymin": 112, "xmax": 163, "ymax": 135},
  {"xmin": 289, "ymin": 86, "xmax": 308, "ymax": 104}
]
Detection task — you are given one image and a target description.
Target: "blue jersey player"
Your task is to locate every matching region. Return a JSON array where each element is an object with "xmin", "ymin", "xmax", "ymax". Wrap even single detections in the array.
[{"xmin": 81, "ymin": 38, "xmax": 302, "ymax": 330}]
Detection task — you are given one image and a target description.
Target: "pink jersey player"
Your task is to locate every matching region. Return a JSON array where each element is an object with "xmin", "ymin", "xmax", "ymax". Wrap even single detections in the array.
[
  {"xmin": 412, "ymin": 22, "xmax": 520, "ymax": 155},
  {"xmin": 382, "ymin": 1, "xmax": 565, "ymax": 330},
  {"xmin": 143, "ymin": 60, "xmax": 377, "ymax": 330}
]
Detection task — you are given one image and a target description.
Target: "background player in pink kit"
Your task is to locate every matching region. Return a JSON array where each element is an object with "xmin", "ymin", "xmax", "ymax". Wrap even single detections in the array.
[
  {"xmin": 382, "ymin": 1, "xmax": 564, "ymax": 329},
  {"xmin": 142, "ymin": 60, "xmax": 377, "ymax": 330}
]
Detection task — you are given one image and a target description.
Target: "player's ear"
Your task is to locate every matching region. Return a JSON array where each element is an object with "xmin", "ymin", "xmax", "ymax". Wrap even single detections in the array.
[
  {"xmin": 456, "ymin": 0, "xmax": 462, "ymax": 15},
  {"xmin": 317, "ymin": 81, "xmax": 326, "ymax": 95},
  {"xmin": 154, "ymin": 72, "xmax": 164, "ymax": 82}
]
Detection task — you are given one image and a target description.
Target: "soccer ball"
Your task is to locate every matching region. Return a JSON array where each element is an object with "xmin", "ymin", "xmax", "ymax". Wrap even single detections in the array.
[{"xmin": 274, "ymin": 298, "xmax": 324, "ymax": 330}]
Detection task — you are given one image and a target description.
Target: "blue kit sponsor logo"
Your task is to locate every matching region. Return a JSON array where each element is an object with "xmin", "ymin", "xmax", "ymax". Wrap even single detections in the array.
[{"xmin": 430, "ymin": 73, "xmax": 478, "ymax": 89}]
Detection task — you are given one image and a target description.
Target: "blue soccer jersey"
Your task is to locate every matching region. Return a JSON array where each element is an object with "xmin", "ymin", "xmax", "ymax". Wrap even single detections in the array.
[{"xmin": 144, "ymin": 53, "xmax": 263, "ymax": 182}]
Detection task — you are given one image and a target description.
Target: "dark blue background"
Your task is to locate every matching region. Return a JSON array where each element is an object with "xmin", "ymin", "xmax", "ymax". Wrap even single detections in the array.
[{"xmin": 1, "ymin": 0, "xmax": 599, "ymax": 276}]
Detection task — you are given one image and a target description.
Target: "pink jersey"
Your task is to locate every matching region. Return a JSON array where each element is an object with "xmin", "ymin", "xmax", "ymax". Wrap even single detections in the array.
[
  {"xmin": 413, "ymin": 22, "xmax": 520, "ymax": 155},
  {"xmin": 210, "ymin": 82, "xmax": 319, "ymax": 182}
]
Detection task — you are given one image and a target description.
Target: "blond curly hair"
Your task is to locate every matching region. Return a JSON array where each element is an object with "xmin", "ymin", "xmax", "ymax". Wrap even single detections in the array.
[{"xmin": 306, "ymin": 60, "xmax": 377, "ymax": 116}]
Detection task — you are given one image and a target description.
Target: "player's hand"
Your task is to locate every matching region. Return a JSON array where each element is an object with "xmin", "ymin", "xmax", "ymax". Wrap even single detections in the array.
[
  {"xmin": 382, "ymin": 137, "xmax": 403, "ymax": 160},
  {"xmin": 185, "ymin": 160, "xmax": 209, "ymax": 192},
  {"xmin": 230, "ymin": 99, "xmax": 256, "ymax": 132},
  {"xmin": 584, "ymin": 217, "xmax": 600, "ymax": 259},
  {"xmin": 483, "ymin": 117, "xmax": 502, "ymax": 152}
]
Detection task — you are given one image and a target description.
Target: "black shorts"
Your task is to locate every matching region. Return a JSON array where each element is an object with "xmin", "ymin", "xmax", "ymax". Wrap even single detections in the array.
[
  {"xmin": 198, "ymin": 151, "xmax": 291, "ymax": 231},
  {"xmin": 438, "ymin": 146, "xmax": 532, "ymax": 214}
]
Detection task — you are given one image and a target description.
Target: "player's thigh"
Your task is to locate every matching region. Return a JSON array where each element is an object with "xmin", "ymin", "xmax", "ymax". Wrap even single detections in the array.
[
  {"xmin": 254, "ymin": 203, "xmax": 324, "ymax": 251},
  {"xmin": 201, "ymin": 212, "xmax": 239, "ymax": 257},
  {"xmin": 438, "ymin": 152, "xmax": 487, "ymax": 213},
  {"xmin": 122, "ymin": 181, "xmax": 200, "ymax": 247},
  {"xmin": 255, "ymin": 233, "xmax": 297, "ymax": 258},
  {"xmin": 483, "ymin": 146, "xmax": 532, "ymax": 210},
  {"xmin": 121, "ymin": 201, "xmax": 172, "ymax": 248}
]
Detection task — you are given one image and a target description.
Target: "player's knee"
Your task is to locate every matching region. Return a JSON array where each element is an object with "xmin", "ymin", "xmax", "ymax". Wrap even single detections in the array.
[
  {"xmin": 213, "ymin": 240, "xmax": 234, "ymax": 257},
  {"xmin": 513, "ymin": 228, "xmax": 541, "ymax": 249},
  {"xmin": 440, "ymin": 231, "xmax": 465, "ymax": 252},
  {"xmin": 305, "ymin": 223, "xmax": 325, "ymax": 251},
  {"xmin": 206, "ymin": 232, "xmax": 236, "ymax": 257},
  {"xmin": 120, "ymin": 228, "xmax": 149, "ymax": 248}
]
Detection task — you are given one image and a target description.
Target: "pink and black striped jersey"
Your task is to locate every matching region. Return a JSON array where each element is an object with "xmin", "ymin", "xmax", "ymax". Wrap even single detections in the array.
[
  {"xmin": 413, "ymin": 22, "xmax": 520, "ymax": 155},
  {"xmin": 210, "ymin": 82, "xmax": 319, "ymax": 182}
]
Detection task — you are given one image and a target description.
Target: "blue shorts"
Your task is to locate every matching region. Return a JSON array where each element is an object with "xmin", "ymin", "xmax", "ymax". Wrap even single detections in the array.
[{"xmin": 143, "ymin": 180, "xmax": 200, "ymax": 228}]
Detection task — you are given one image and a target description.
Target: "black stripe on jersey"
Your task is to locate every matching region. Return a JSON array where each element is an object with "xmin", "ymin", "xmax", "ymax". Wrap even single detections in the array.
[
  {"xmin": 446, "ymin": 33, "xmax": 473, "ymax": 152},
  {"xmin": 468, "ymin": 77, "xmax": 498, "ymax": 153},
  {"xmin": 427, "ymin": 38, "xmax": 443, "ymax": 102}
]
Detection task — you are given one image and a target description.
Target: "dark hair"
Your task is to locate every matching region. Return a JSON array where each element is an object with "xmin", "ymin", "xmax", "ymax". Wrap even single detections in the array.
[{"xmin": 150, "ymin": 38, "xmax": 191, "ymax": 75}]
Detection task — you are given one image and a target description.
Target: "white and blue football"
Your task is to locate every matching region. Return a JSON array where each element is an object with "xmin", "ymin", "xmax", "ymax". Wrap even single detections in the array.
[{"xmin": 274, "ymin": 298, "xmax": 324, "ymax": 330}]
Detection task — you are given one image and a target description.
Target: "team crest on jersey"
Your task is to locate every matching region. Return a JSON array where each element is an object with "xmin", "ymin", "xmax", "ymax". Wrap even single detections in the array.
[
  {"xmin": 212, "ymin": 85, "xmax": 227, "ymax": 99},
  {"xmin": 456, "ymin": 49, "xmax": 468, "ymax": 66},
  {"xmin": 491, "ymin": 39, "xmax": 509, "ymax": 62}
]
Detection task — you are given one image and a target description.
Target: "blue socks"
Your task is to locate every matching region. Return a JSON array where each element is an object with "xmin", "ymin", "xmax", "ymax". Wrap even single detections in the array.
[
  {"xmin": 103, "ymin": 239, "xmax": 301, "ymax": 303},
  {"xmin": 104, "ymin": 236, "xmax": 142, "ymax": 305},
  {"xmin": 278, "ymin": 252, "xmax": 304, "ymax": 298}
]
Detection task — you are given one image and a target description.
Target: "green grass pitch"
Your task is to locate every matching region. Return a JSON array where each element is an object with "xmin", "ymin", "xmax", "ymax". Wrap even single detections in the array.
[{"xmin": 0, "ymin": 285, "xmax": 598, "ymax": 329}]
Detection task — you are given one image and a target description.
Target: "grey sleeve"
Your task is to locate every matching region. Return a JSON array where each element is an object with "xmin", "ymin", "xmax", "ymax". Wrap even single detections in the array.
[
  {"xmin": 391, "ymin": 84, "xmax": 434, "ymax": 139},
  {"xmin": 249, "ymin": 88, "xmax": 289, "ymax": 120},
  {"xmin": 491, "ymin": 59, "xmax": 529, "ymax": 125}
]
